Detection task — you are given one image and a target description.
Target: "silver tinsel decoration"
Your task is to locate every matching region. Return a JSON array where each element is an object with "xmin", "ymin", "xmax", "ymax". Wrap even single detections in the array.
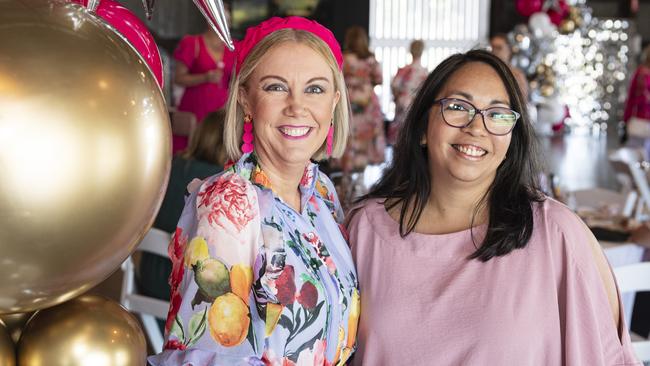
[{"xmin": 509, "ymin": 1, "xmax": 638, "ymax": 133}]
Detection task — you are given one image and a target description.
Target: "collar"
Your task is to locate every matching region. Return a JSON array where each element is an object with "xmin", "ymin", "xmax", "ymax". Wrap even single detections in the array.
[{"xmin": 233, "ymin": 153, "xmax": 320, "ymax": 211}]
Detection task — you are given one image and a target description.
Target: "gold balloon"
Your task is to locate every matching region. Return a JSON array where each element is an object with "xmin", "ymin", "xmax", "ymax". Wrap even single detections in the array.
[
  {"xmin": 16, "ymin": 295, "xmax": 146, "ymax": 366},
  {"xmin": 0, "ymin": 0, "xmax": 171, "ymax": 313},
  {"xmin": 560, "ymin": 19, "xmax": 576, "ymax": 34},
  {"xmin": 0, "ymin": 313, "xmax": 33, "ymax": 344},
  {"xmin": 0, "ymin": 323, "xmax": 15, "ymax": 366}
]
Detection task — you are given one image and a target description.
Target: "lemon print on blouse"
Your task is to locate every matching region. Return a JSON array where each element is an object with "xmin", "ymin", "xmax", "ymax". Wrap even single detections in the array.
[{"xmin": 208, "ymin": 292, "xmax": 250, "ymax": 347}]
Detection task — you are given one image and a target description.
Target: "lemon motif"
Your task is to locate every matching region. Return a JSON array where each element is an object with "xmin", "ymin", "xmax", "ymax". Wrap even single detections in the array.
[
  {"xmin": 346, "ymin": 288, "xmax": 360, "ymax": 349},
  {"xmin": 208, "ymin": 292, "xmax": 250, "ymax": 347},
  {"xmin": 184, "ymin": 236, "xmax": 210, "ymax": 268},
  {"xmin": 332, "ymin": 325, "xmax": 345, "ymax": 365},
  {"xmin": 230, "ymin": 264, "xmax": 253, "ymax": 304}
]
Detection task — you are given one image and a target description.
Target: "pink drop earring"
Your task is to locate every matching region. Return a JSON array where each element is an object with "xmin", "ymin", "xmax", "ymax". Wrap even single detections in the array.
[
  {"xmin": 241, "ymin": 114, "xmax": 254, "ymax": 154},
  {"xmin": 326, "ymin": 123, "xmax": 334, "ymax": 157}
]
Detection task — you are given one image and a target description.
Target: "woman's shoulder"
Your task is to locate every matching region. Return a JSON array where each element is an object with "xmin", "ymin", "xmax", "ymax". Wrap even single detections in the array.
[
  {"xmin": 531, "ymin": 197, "xmax": 601, "ymax": 264},
  {"xmin": 346, "ymin": 198, "xmax": 387, "ymax": 227},
  {"xmin": 533, "ymin": 197, "xmax": 584, "ymax": 231}
]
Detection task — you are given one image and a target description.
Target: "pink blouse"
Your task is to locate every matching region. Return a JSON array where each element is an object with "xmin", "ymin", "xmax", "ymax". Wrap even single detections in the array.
[{"xmin": 348, "ymin": 198, "xmax": 640, "ymax": 365}]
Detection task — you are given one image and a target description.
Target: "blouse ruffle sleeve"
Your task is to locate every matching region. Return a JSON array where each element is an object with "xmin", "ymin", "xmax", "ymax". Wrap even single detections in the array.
[
  {"xmin": 549, "ymin": 206, "xmax": 641, "ymax": 365},
  {"xmin": 148, "ymin": 171, "xmax": 265, "ymax": 366},
  {"xmin": 173, "ymin": 35, "xmax": 199, "ymax": 70}
]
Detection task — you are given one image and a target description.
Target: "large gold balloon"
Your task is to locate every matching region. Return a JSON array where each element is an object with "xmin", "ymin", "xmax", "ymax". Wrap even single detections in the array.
[
  {"xmin": 0, "ymin": 0, "xmax": 171, "ymax": 313},
  {"xmin": 16, "ymin": 295, "xmax": 146, "ymax": 366},
  {"xmin": 0, "ymin": 323, "xmax": 15, "ymax": 366}
]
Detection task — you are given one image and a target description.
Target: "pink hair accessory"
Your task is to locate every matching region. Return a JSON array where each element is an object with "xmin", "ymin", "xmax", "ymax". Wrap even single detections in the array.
[
  {"xmin": 326, "ymin": 124, "xmax": 334, "ymax": 156},
  {"xmin": 235, "ymin": 16, "xmax": 343, "ymax": 73}
]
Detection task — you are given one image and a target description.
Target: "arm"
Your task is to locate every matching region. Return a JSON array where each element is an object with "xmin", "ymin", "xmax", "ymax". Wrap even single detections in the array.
[
  {"xmin": 586, "ymin": 233, "xmax": 620, "ymax": 330},
  {"xmin": 370, "ymin": 57, "xmax": 383, "ymax": 86},
  {"xmin": 150, "ymin": 172, "xmax": 263, "ymax": 365},
  {"xmin": 172, "ymin": 36, "xmax": 221, "ymax": 88},
  {"xmin": 390, "ymin": 69, "xmax": 403, "ymax": 102},
  {"xmin": 174, "ymin": 63, "xmax": 217, "ymax": 87},
  {"xmin": 549, "ymin": 203, "xmax": 640, "ymax": 365}
]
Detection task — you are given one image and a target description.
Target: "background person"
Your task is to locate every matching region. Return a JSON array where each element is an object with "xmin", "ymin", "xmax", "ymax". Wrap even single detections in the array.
[
  {"xmin": 490, "ymin": 33, "xmax": 529, "ymax": 100},
  {"xmin": 623, "ymin": 45, "xmax": 650, "ymax": 158},
  {"xmin": 389, "ymin": 39, "xmax": 429, "ymax": 145},
  {"xmin": 172, "ymin": 6, "xmax": 235, "ymax": 153},
  {"xmin": 340, "ymin": 25, "xmax": 385, "ymax": 171}
]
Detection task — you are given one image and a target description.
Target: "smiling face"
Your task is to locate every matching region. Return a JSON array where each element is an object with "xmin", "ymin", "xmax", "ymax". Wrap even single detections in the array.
[
  {"xmin": 423, "ymin": 61, "xmax": 513, "ymax": 190},
  {"xmin": 239, "ymin": 41, "xmax": 340, "ymax": 170}
]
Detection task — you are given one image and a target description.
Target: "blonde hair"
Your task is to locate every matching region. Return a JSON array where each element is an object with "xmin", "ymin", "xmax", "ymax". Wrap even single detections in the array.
[
  {"xmin": 224, "ymin": 29, "xmax": 350, "ymax": 161},
  {"xmin": 182, "ymin": 109, "xmax": 227, "ymax": 166}
]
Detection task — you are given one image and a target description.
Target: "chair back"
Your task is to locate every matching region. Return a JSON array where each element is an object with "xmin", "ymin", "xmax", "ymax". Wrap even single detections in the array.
[
  {"xmin": 120, "ymin": 227, "xmax": 172, "ymax": 353},
  {"xmin": 609, "ymin": 147, "xmax": 650, "ymax": 221},
  {"xmin": 614, "ymin": 262, "xmax": 650, "ymax": 361}
]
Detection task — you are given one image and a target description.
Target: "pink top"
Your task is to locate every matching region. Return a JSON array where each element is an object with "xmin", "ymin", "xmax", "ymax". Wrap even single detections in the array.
[
  {"xmin": 348, "ymin": 198, "xmax": 640, "ymax": 366},
  {"xmin": 173, "ymin": 35, "xmax": 234, "ymax": 153}
]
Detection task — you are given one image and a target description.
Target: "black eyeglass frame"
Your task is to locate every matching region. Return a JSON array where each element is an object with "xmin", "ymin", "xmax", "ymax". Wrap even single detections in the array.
[{"xmin": 432, "ymin": 97, "xmax": 521, "ymax": 136}]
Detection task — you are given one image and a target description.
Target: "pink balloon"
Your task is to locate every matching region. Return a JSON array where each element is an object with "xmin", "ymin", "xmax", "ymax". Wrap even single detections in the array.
[
  {"xmin": 72, "ymin": 0, "xmax": 164, "ymax": 88},
  {"xmin": 515, "ymin": 0, "xmax": 543, "ymax": 17},
  {"xmin": 547, "ymin": 0, "xmax": 570, "ymax": 26}
]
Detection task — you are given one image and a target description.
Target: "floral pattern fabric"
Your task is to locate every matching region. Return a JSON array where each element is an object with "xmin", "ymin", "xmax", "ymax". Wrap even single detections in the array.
[
  {"xmin": 148, "ymin": 153, "xmax": 359, "ymax": 366},
  {"xmin": 338, "ymin": 53, "xmax": 385, "ymax": 171},
  {"xmin": 389, "ymin": 63, "xmax": 428, "ymax": 145}
]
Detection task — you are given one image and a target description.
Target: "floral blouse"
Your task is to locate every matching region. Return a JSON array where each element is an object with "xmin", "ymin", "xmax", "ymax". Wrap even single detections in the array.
[{"xmin": 148, "ymin": 153, "xmax": 360, "ymax": 366}]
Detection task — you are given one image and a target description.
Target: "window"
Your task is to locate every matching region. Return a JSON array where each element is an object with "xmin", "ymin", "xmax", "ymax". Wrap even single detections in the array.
[{"xmin": 369, "ymin": 0, "xmax": 491, "ymax": 119}]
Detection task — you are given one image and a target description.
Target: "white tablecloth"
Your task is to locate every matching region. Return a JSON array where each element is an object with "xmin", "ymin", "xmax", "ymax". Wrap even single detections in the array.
[{"xmin": 603, "ymin": 242, "xmax": 647, "ymax": 329}]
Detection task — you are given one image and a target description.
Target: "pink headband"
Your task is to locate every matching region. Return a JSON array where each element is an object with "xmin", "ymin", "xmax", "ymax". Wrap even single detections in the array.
[{"xmin": 235, "ymin": 16, "xmax": 343, "ymax": 73}]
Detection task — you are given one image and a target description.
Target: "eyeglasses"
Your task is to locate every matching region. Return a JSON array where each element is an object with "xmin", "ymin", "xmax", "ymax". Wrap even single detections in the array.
[{"xmin": 432, "ymin": 98, "xmax": 520, "ymax": 136}]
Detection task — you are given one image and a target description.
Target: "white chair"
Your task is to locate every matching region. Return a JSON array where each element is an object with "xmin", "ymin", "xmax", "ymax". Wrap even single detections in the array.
[
  {"xmin": 609, "ymin": 147, "xmax": 650, "ymax": 221},
  {"xmin": 120, "ymin": 227, "xmax": 171, "ymax": 353},
  {"xmin": 613, "ymin": 262, "xmax": 650, "ymax": 361}
]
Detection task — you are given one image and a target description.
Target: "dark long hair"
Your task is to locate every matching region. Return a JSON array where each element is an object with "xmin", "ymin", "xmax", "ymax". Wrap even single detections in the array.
[{"xmin": 361, "ymin": 49, "xmax": 544, "ymax": 261}]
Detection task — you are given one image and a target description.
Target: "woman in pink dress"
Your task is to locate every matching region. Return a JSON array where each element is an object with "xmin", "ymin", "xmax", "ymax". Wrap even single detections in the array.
[
  {"xmin": 172, "ymin": 21, "xmax": 235, "ymax": 153},
  {"xmin": 347, "ymin": 50, "xmax": 640, "ymax": 365}
]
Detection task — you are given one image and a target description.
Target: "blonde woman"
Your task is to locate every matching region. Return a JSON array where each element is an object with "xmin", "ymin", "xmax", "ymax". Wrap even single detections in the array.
[{"xmin": 150, "ymin": 16, "xmax": 359, "ymax": 366}]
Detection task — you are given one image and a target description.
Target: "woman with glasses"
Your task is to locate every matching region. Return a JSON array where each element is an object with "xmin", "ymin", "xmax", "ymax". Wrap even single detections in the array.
[{"xmin": 347, "ymin": 50, "xmax": 640, "ymax": 365}]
